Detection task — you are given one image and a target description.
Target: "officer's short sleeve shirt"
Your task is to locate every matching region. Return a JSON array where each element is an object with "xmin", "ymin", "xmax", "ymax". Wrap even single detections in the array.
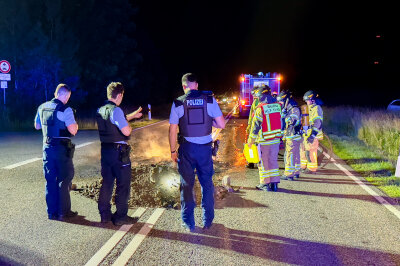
[
  {"xmin": 110, "ymin": 107, "xmax": 129, "ymax": 144},
  {"xmin": 59, "ymin": 107, "xmax": 77, "ymax": 127},
  {"xmin": 111, "ymin": 107, "xmax": 129, "ymax": 130}
]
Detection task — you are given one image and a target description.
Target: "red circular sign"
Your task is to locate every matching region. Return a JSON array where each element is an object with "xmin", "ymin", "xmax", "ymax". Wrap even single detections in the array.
[{"xmin": 0, "ymin": 60, "xmax": 11, "ymax": 74}]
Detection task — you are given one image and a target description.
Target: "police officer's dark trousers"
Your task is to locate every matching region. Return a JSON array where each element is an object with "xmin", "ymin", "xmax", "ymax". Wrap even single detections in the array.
[
  {"xmin": 98, "ymin": 144, "xmax": 131, "ymax": 221},
  {"xmin": 43, "ymin": 142, "xmax": 74, "ymax": 217},
  {"xmin": 178, "ymin": 141, "xmax": 214, "ymax": 228}
]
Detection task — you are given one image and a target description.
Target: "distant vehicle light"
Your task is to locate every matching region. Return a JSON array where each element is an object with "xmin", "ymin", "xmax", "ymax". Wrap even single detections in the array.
[
  {"xmin": 233, "ymin": 96, "xmax": 237, "ymax": 100},
  {"xmin": 223, "ymin": 98, "xmax": 227, "ymax": 102}
]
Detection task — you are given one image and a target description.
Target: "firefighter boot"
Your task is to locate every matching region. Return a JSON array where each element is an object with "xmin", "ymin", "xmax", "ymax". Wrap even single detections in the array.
[
  {"xmin": 256, "ymin": 184, "xmax": 272, "ymax": 191},
  {"xmin": 281, "ymin": 175, "xmax": 294, "ymax": 181},
  {"xmin": 270, "ymin": 182, "xmax": 278, "ymax": 192}
]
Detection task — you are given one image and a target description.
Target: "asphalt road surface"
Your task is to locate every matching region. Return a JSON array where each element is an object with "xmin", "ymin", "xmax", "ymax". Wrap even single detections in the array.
[{"xmin": 1, "ymin": 106, "xmax": 400, "ymax": 265}]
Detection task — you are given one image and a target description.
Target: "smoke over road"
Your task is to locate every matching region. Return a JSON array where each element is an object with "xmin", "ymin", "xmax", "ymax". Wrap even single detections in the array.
[{"xmin": 129, "ymin": 122, "xmax": 171, "ymax": 165}]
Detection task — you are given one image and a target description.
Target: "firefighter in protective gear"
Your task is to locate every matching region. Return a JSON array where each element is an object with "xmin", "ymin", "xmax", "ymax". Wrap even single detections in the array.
[
  {"xmin": 300, "ymin": 90, "xmax": 323, "ymax": 174},
  {"xmin": 245, "ymin": 86, "xmax": 261, "ymax": 139},
  {"xmin": 247, "ymin": 86, "xmax": 282, "ymax": 192},
  {"xmin": 277, "ymin": 91, "xmax": 302, "ymax": 180},
  {"xmin": 169, "ymin": 73, "xmax": 225, "ymax": 231}
]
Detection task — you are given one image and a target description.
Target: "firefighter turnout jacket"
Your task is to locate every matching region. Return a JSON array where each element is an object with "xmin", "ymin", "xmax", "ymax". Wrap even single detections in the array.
[
  {"xmin": 249, "ymin": 96, "xmax": 282, "ymax": 145},
  {"xmin": 282, "ymin": 100, "xmax": 302, "ymax": 141},
  {"xmin": 247, "ymin": 97, "xmax": 260, "ymax": 132},
  {"xmin": 306, "ymin": 104, "xmax": 323, "ymax": 140}
]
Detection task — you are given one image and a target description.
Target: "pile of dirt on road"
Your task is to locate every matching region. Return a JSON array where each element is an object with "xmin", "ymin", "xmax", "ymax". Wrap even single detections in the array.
[
  {"xmin": 79, "ymin": 162, "xmax": 181, "ymax": 208},
  {"xmin": 79, "ymin": 161, "xmax": 233, "ymax": 209}
]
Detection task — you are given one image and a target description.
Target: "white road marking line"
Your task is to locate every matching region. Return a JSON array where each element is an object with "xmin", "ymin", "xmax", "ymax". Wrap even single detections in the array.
[
  {"xmin": 112, "ymin": 208, "xmax": 165, "ymax": 266},
  {"xmin": 2, "ymin": 158, "xmax": 42, "ymax": 170},
  {"xmin": 85, "ymin": 207, "xmax": 147, "ymax": 266},
  {"xmin": 319, "ymin": 147, "xmax": 400, "ymax": 220},
  {"xmin": 212, "ymin": 104, "xmax": 237, "ymax": 140},
  {"xmin": 2, "ymin": 120, "xmax": 167, "ymax": 170},
  {"xmin": 76, "ymin": 142, "xmax": 94, "ymax": 149}
]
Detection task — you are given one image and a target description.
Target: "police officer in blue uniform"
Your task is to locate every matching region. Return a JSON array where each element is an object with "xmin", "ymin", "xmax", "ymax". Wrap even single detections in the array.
[
  {"xmin": 169, "ymin": 73, "xmax": 225, "ymax": 232},
  {"xmin": 96, "ymin": 82, "xmax": 142, "ymax": 226},
  {"xmin": 34, "ymin": 84, "xmax": 79, "ymax": 220}
]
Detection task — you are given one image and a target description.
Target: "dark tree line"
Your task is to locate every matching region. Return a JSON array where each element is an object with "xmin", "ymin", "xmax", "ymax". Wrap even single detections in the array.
[{"xmin": 0, "ymin": 0, "xmax": 168, "ymax": 125}]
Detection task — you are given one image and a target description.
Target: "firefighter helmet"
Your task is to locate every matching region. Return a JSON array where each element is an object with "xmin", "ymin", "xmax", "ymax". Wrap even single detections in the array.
[
  {"xmin": 253, "ymin": 85, "xmax": 271, "ymax": 98},
  {"xmin": 277, "ymin": 91, "xmax": 292, "ymax": 102},
  {"xmin": 303, "ymin": 90, "xmax": 318, "ymax": 101},
  {"xmin": 250, "ymin": 86, "xmax": 259, "ymax": 96}
]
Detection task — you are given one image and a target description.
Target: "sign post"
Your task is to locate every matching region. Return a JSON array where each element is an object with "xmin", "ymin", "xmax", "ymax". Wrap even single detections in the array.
[
  {"xmin": 148, "ymin": 104, "xmax": 152, "ymax": 120},
  {"xmin": 0, "ymin": 60, "xmax": 11, "ymax": 106},
  {"xmin": 395, "ymin": 148, "xmax": 400, "ymax": 177},
  {"xmin": 1, "ymin": 81, "xmax": 7, "ymax": 105}
]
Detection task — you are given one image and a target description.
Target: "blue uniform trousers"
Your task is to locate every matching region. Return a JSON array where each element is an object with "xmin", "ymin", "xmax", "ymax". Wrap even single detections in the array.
[
  {"xmin": 43, "ymin": 144, "xmax": 74, "ymax": 216},
  {"xmin": 98, "ymin": 145, "xmax": 131, "ymax": 220},
  {"xmin": 178, "ymin": 141, "xmax": 214, "ymax": 228}
]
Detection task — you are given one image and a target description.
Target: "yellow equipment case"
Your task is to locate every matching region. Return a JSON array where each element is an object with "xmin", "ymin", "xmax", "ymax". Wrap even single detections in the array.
[{"xmin": 243, "ymin": 144, "xmax": 260, "ymax": 163}]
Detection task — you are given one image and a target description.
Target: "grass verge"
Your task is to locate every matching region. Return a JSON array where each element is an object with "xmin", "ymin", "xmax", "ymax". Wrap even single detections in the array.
[{"xmin": 322, "ymin": 134, "xmax": 400, "ymax": 199}]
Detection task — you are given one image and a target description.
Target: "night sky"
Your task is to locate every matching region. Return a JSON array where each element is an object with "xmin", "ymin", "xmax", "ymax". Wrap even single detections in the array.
[{"xmin": 135, "ymin": 0, "xmax": 398, "ymax": 107}]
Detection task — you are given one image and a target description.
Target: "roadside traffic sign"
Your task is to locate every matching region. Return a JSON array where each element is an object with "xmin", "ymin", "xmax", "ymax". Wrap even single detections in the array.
[
  {"xmin": 0, "ymin": 60, "xmax": 11, "ymax": 74},
  {"xmin": 0, "ymin": 73, "xmax": 11, "ymax": 81},
  {"xmin": 1, "ymin": 81, "xmax": 7, "ymax": 89}
]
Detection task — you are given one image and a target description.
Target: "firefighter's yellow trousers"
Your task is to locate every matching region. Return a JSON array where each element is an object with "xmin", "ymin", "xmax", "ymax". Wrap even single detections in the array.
[
  {"xmin": 258, "ymin": 143, "xmax": 280, "ymax": 184},
  {"xmin": 300, "ymin": 138, "xmax": 319, "ymax": 172},
  {"xmin": 284, "ymin": 138, "xmax": 301, "ymax": 177}
]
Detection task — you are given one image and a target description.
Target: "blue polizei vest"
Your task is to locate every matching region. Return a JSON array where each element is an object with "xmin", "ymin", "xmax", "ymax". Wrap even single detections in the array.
[
  {"xmin": 174, "ymin": 90, "xmax": 213, "ymax": 137},
  {"xmin": 39, "ymin": 98, "xmax": 72, "ymax": 139},
  {"xmin": 96, "ymin": 101, "xmax": 130, "ymax": 143}
]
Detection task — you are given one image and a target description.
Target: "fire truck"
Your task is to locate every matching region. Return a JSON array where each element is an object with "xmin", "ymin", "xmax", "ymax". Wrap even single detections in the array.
[{"xmin": 238, "ymin": 72, "xmax": 282, "ymax": 117}]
